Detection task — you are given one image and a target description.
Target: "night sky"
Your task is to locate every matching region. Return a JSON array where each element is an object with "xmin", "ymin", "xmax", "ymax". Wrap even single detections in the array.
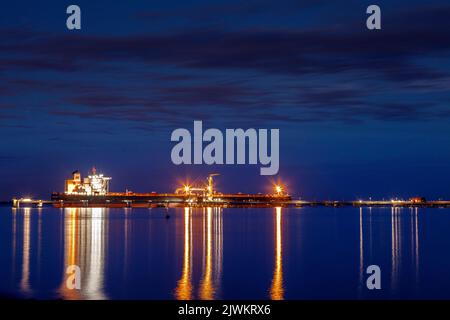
[{"xmin": 1, "ymin": 0, "xmax": 450, "ymax": 200}]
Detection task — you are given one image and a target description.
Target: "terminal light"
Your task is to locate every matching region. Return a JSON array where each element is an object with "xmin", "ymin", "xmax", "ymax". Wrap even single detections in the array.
[{"xmin": 275, "ymin": 185, "xmax": 283, "ymax": 195}]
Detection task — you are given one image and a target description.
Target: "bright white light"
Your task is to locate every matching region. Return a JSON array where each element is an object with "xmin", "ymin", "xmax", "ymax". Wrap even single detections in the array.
[{"xmin": 275, "ymin": 185, "xmax": 283, "ymax": 194}]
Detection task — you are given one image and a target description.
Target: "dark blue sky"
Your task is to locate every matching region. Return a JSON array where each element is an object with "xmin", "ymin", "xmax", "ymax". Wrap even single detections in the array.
[{"xmin": 1, "ymin": 0, "xmax": 450, "ymax": 200}]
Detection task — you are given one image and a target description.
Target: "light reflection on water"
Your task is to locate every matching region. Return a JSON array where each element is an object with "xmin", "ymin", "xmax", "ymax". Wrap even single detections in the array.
[
  {"xmin": 19, "ymin": 208, "xmax": 31, "ymax": 296},
  {"xmin": 174, "ymin": 208, "xmax": 193, "ymax": 300},
  {"xmin": 175, "ymin": 207, "xmax": 223, "ymax": 300},
  {"xmin": 270, "ymin": 207, "xmax": 284, "ymax": 300},
  {"xmin": 57, "ymin": 208, "xmax": 108, "ymax": 300},
  {"xmin": 1, "ymin": 205, "xmax": 448, "ymax": 299}
]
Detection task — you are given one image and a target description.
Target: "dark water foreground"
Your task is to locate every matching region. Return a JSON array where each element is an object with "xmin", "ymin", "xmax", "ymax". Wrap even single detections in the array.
[{"xmin": 1, "ymin": 206, "xmax": 450, "ymax": 300}]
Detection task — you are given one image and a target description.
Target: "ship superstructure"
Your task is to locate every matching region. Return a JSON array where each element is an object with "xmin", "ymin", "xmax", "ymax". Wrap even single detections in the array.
[{"xmin": 64, "ymin": 167, "xmax": 111, "ymax": 195}]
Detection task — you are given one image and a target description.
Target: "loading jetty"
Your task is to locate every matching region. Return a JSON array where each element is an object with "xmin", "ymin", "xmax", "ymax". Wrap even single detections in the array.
[{"xmin": 11, "ymin": 168, "xmax": 450, "ymax": 208}]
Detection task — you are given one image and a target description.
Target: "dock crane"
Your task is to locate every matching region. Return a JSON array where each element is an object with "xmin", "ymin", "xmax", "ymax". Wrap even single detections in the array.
[
  {"xmin": 175, "ymin": 173, "xmax": 220, "ymax": 199},
  {"xmin": 207, "ymin": 173, "xmax": 220, "ymax": 199}
]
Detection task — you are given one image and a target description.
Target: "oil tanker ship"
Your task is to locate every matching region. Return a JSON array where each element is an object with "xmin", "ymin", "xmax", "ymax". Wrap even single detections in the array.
[{"xmin": 50, "ymin": 167, "xmax": 292, "ymax": 208}]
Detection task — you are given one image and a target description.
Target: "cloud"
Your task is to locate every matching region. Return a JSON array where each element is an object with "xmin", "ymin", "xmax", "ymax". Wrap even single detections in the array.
[
  {"xmin": 1, "ymin": 4, "xmax": 450, "ymax": 125},
  {"xmin": 3, "ymin": 3, "xmax": 450, "ymax": 81},
  {"xmin": 0, "ymin": 58, "xmax": 82, "ymax": 72}
]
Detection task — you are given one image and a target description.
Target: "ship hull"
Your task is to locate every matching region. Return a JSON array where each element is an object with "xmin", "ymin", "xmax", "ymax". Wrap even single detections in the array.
[{"xmin": 51, "ymin": 192, "xmax": 292, "ymax": 208}]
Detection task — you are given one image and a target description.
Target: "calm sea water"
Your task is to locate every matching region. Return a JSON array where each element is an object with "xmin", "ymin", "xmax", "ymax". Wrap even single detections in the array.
[{"xmin": 1, "ymin": 206, "xmax": 450, "ymax": 300}]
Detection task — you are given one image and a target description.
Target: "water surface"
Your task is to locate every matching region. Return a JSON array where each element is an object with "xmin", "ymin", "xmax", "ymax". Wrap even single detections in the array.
[{"xmin": 1, "ymin": 206, "xmax": 450, "ymax": 299}]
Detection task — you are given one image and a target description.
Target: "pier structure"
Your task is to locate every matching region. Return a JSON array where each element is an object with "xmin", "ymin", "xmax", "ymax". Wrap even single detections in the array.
[
  {"xmin": 292, "ymin": 199, "xmax": 450, "ymax": 208},
  {"xmin": 10, "ymin": 197, "xmax": 450, "ymax": 209},
  {"xmin": 12, "ymin": 198, "xmax": 52, "ymax": 208}
]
